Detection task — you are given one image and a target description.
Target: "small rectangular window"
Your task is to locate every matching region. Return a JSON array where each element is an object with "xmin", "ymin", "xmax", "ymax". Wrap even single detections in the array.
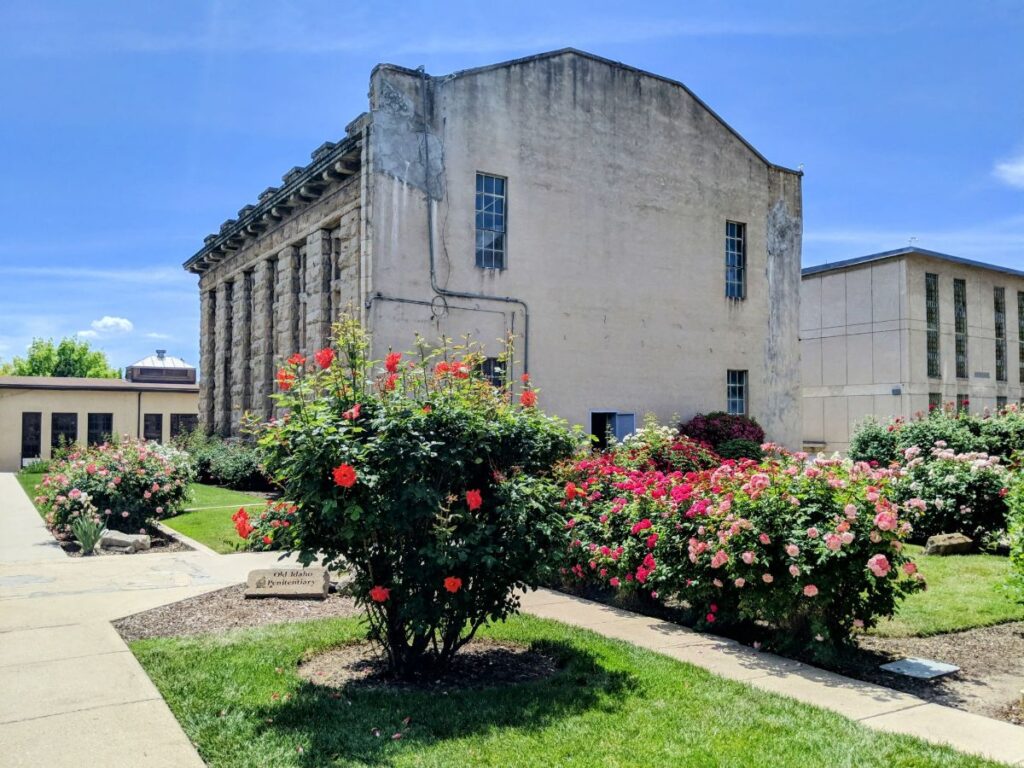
[
  {"xmin": 725, "ymin": 221, "xmax": 746, "ymax": 299},
  {"xmin": 956, "ymin": 393, "xmax": 969, "ymax": 412},
  {"xmin": 143, "ymin": 413, "xmax": 163, "ymax": 443},
  {"xmin": 475, "ymin": 173, "xmax": 506, "ymax": 269},
  {"xmin": 170, "ymin": 413, "xmax": 199, "ymax": 438},
  {"xmin": 51, "ymin": 412, "xmax": 78, "ymax": 450},
  {"xmin": 928, "ymin": 392, "xmax": 942, "ymax": 411},
  {"xmin": 997, "ymin": 395, "xmax": 1008, "ymax": 410},
  {"xmin": 480, "ymin": 357, "xmax": 505, "ymax": 388},
  {"xmin": 925, "ymin": 273, "xmax": 940, "ymax": 378},
  {"xmin": 727, "ymin": 369, "xmax": 748, "ymax": 415},
  {"xmin": 21, "ymin": 412, "xmax": 42, "ymax": 462},
  {"xmin": 87, "ymin": 413, "xmax": 113, "ymax": 446}
]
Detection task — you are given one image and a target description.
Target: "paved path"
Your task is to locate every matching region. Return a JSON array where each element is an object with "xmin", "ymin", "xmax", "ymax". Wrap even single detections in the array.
[
  {"xmin": 519, "ymin": 588, "xmax": 1024, "ymax": 766},
  {"xmin": 0, "ymin": 472, "xmax": 292, "ymax": 767},
  {"xmin": 3, "ymin": 471, "xmax": 1024, "ymax": 766}
]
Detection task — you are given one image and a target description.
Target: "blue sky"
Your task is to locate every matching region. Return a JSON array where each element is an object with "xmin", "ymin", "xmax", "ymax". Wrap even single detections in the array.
[{"xmin": 1, "ymin": 1, "xmax": 1022, "ymax": 370}]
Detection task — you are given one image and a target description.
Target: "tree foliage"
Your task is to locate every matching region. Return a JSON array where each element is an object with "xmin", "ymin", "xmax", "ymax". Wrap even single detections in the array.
[{"xmin": 0, "ymin": 337, "xmax": 120, "ymax": 378}]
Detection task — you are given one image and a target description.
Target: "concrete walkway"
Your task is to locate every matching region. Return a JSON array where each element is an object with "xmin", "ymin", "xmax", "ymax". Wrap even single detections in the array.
[
  {"xmin": 519, "ymin": 588, "xmax": 1024, "ymax": 766},
  {"xmin": 3, "ymin": 471, "xmax": 1024, "ymax": 766},
  {"xmin": 0, "ymin": 472, "xmax": 293, "ymax": 767}
]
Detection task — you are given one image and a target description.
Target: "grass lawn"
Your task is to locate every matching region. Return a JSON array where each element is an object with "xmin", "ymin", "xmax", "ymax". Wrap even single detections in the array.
[
  {"xmin": 871, "ymin": 545, "xmax": 1024, "ymax": 638},
  {"xmin": 132, "ymin": 615, "xmax": 998, "ymax": 768},
  {"xmin": 160, "ymin": 483, "xmax": 268, "ymax": 553},
  {"xmin": 16, "ymin": 472, "xmax": 45, "ymax": 517}
]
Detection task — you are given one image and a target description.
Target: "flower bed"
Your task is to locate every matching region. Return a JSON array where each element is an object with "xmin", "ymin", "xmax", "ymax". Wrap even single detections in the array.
[
  {"xmin": 34, "ymin": 438, "xmax": 193, "ymax": 537},
  {"xmin": 560, "ymin": 442, "xmax": 925, "ymax": 658}
]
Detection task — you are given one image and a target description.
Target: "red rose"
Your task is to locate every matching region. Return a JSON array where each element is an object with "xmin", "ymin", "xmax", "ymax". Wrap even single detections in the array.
[
  {"xmin": 383, "ymin": 373, "xmax": 398, "ymax": 391},
  {"xmin": 451, "ymin": 360, "xmax": 470, "ymax": 379},
  {"xmin": 314, "ymin": 348, "xmax": 335, "ymax": 369},
  {"xmin": 435, "ymin": 361, "xmax": 451, "ymax": 377},
  {"xmin": 385, "ymin": 352, "xmax": 401, "ymax": 373},
  {"xmin": 422, "ymin": 405, "xmax": 432, "ymax": 414},
  {"xmin": 369, "ymin": 585, "xmax": 390, "ymax": 603},
  {"xmin": 444, "ymin": 576, "xmax": 462, "ymax": 593},
  {"xmin": 332, "ymin": 463, "xmax": 358, "ymax": 488},
  {"xmin": 466, "ymin": 489, "xmax": 483, "ymax": 511},
  {"xmin": 521, "ymin": 373, "xmax": 530, "ymax": 383},
  {"xmin": 287, "ymin": 353, "xmax": 306, "ymax": 366},
  {"xmin": 262, "ymin": 535, "xmax": 272, "ymax": 545},
  {"xmin": 275, "ymin": 368, "xmax": 295, "ymax": 391},
  {"xmin": 520, "ymin": 390, "xmax": 537, "ymax": 407},
  {"xmin": 342, "ymin": 403, "xmax": 361, "ymax": 420}
]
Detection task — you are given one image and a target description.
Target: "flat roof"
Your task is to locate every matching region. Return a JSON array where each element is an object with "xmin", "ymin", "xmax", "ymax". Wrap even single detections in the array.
[
  {"xmin": 803, "ymin": 247, "xmax": 1024, "ymax": 280},
  {"xmin": 0, "ymin": 376, "xmax": 199, "ymax": 394}
]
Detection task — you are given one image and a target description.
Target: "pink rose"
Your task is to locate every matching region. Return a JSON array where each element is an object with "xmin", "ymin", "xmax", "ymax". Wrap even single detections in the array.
[
  {"xmin": 741, "ymin": 551, "xmax": 755, "ymax": 565},
  {"xmin": 734, "ymin": 578, "xmax": 746, "ymax": 588},
  {"xmin": 762, "ymin": 573, "xmax": 774, "ymax": 584},
  {"xmin": 806, "ymin": 527, "xmax": 819, "ymax": 538},
  {"xmin": 789, "ymin": 564, "xmax": 800, "ymax": 577},
  {"xmin": 867, "ymin": 554, "xmax": 891, "ymax": 578},
  {"xmin": 874, "ymin": 511, "xmax": 897, "ymax": 532},
  {"xmin": 803, "ymin": 584, "xmax": 818, "ymax": 597},
  {"xmin": 785, "ymin": 543, "xmax": 800, "ymax": 557},
  {"xmin": 902, "ymin": 562, "xmax": 917, "ymax": 575}
]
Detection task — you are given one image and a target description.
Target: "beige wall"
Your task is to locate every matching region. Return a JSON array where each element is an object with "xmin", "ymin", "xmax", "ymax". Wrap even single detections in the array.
[
  {"xmin": 366, "ymin": 54, "xmax": 803, "ymax": 446},
  {"xmin": 0, "ymin": 388, "xmax": 199, "ymax": 471},
  {"xmin": 802, "ymin": 253, "xmax": 1024, "ymax": 453}
]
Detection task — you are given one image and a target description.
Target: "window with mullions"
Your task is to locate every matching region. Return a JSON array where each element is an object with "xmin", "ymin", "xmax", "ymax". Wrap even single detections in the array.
[
  {"xmin": 727, "ymin": 369, "xmax": 748, "ymax": 416},
  {"xmin": 87, "ymin": 413, "xmax": 113, "ymax": 446},
  {"xmin": 928, "ymin": 392, "xmax": 942, "ymax": 411},
  {"xmin": 725, "ymin": 221, "xmax": 746, "ymax": 299},
  {"xmin": 954, "ymin": 278, "xmax": 968, "ymax": 379},
  {"xmin": 480, "ymin": 357, "xmax": 505, "ymax": 388},
  {"xmin": 143, "ymin": 413, "xmax": 163, "ymax": 443},
  {"xmin": 51, "ymin": 412, "xmax": 77, "ymax": 450},
  {"xmin": 994, "ymin": 286, "xmax": 1007, "ymax": 382},
  {"xmin": 475, "ymin": 173, "xmax": 506, "ymax": 269},
  {"xmin": 925, "ymin": 273, "xmax": 940, "ymax": 378}
]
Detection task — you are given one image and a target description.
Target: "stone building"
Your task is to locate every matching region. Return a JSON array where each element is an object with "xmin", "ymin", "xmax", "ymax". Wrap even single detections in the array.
[
  {"xmin": 184, "ymin": 49, "xmax": 803, "ymax": 444},
  {"xmin": 802, "ymin": 247, "xmax": 1024, "ymax": 453}
]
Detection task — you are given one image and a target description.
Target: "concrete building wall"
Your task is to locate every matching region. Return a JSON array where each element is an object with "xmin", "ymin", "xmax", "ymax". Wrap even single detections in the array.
[
  {"xmin": 186, "ymin": 51, "xmax": 803, "ymax": 446},
  {"xmin": 0, "ymin": 386, "xmax": 198, "ymax": 471},
  {"xmin": 365, "ymin": 52, "xmax": 802, "ymax": 445},
  {"xmin": 802, "ymin": 252, "xmax": 1024, "ymax": 453}
]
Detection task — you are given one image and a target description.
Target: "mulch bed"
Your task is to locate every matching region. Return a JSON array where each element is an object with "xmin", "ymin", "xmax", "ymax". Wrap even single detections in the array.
[
  {"xmin": 59, "ymin": 527, "xmax": 191, "ymax": 557},
  {"xmin": 113, "ymin": 584, "xmax": 360, "ymax": 642},
  {"xmin": 299, "ymin": 639, "xmax": 559, "ymax": 692}
]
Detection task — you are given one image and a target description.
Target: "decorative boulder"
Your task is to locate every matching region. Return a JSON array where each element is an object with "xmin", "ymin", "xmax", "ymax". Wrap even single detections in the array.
[
  {"xmin": 923, "ymin": 532, "xmax": 973, "ymax": 556},
  {"xmin": 99, "ymin": 531, "xmax": 151, "ymax": 553}
]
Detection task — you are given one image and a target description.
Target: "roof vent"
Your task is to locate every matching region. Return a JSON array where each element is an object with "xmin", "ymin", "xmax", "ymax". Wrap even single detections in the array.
[{"xmin": 156, "ymin": 349, "xmax": 166, "ymax": 359}]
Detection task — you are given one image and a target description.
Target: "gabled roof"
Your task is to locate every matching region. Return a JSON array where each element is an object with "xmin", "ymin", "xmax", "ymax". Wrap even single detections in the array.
[
  {"xmin": 376, "ymin": 48, "xmax": 802, "ymax": 176},
  {"xmin": 802, "ymin": 247, "xmax": 1024, "ymax": 280}
]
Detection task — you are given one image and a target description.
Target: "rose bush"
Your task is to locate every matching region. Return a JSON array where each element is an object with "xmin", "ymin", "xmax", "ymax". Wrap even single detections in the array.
[
  {"xmin": 34, "ymin": 438, "xmax": 193, "ymax": 536},
  {"xmin": 559, "ymin": 442, "xmax": 924, "ymax": 658},
  {"xmin": 232, "ymin": 500, "xmax": 297, "ymax": 551},
  {"xmin": 256, "ymin": 316, "xmax": 581, "ymax": 678},
  {"xmin": 610, "ymin": 417, "xmax": 720, "ymax": 473},
  {"xmin": 1007, "ymin": 476, "xmax": 1024, "ymax": 600},
  {"xmin": 679, "ymin": 411, "xmax": 765, "ymax": 451}
]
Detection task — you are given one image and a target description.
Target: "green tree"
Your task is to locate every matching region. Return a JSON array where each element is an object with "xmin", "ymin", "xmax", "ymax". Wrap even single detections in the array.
[{"xmin": 0, "ymin": 337, "xmax": 120, "ymax": 378}]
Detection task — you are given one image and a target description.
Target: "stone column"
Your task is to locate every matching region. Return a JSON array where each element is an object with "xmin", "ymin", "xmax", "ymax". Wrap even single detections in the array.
[
  {"xmin": 275, "ymin": 247, "xmax": 301, "ymax": 363},
  {"xmin": 230, "ymin": 271, "xmax": 252, "ymax": 433},
  {"xmin": 199, "ymin": 288, "xmax": 217, "ymax": 434},
  {"xmin": 213, "ymin": 280, "xmax": 233, "ymax": 436},
  {"xmin": 251, "ymin": 258, "xmax": 276, "ymax": 422},
  {"xmin": 305, "ymin": 229, "xmax": 332, "ymax": 351}
]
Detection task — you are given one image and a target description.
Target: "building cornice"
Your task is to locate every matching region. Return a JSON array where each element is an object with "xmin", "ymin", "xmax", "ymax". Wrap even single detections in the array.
[{"xmin": 183, "ymin": 123, "xmax": 366, "ymax": 276}]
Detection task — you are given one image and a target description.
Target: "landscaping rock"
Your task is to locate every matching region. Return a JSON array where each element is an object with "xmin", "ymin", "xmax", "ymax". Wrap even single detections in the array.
[
  {"xmin": 245, "ymin": 567, "xmax": 330, "ymax": 599},
  {"xmin": 98, "ymin": 531, "xmax": 151, "ymax": 553},
  {"xmin": 924, "ymin": 532, "xmax": 973, "ymax": 556}
]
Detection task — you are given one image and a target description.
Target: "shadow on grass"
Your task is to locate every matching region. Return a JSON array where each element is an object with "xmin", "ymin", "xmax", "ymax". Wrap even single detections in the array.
[{"xmin": 257, "ymin": 640, "xmax": 634, "ymax": 767}]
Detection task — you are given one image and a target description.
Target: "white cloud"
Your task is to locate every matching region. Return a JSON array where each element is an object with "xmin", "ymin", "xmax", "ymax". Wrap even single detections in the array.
[
  {"xmin": 90, "ymin": 316, "xmax": 134, "ymax": 334},
  {"xmin": 145, "ymin": 332, "xmax": 172, "ymax": 340},
  {"xmin": 994, "ymin": 153, "xmax": 1024, "ymax": 189},
  {"xmin": 76, "ymin": 330, "xmax": 99, "ymax": 339}
]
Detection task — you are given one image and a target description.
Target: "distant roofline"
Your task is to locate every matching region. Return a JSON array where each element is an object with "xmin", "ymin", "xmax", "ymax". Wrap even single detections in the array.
[
  {"xmin": 0, "ymin": 376, "xmax": 199, "ymax": 394},
  {"xmin": 802, "ymin": 247, "xmax": 1024, "ymax": 280},
  {"xmin": 375, "ymin": 48, "xmax": 803, "ymax": 177}
]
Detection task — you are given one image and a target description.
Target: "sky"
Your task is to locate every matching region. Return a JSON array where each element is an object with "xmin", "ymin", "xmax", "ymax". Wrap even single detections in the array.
[{"xmin": 0, "ymin": 1, "xmax": 1022, "ymax": 371}]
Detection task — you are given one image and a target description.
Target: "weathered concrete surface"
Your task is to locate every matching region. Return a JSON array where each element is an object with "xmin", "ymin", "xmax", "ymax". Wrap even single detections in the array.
[{"xmin": 189, "ymin": 49, "xmax": 803, "ymax": 447}]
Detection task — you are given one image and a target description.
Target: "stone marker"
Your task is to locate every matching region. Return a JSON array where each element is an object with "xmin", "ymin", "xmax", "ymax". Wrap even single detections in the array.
[
  {"xmin": 245, "ymin": 567, "xmax": 330, "ymax": 599},
  {"xmin": 923, "ymin": 532, "xmax": 973, "ymax": 556},
  {"xmin": 880, "ymin": 657, "xmax": 960, "ymax": 679},
  {"xmin": 99, "ymin": 531, "xmax": 151, "ymax": 553}
]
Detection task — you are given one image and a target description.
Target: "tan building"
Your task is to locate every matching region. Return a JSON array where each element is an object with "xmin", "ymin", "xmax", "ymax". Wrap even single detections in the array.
[
  {"xmin": 802, "ymin": 247, "xmax": 1024, "ymax": 453},
  {"xmin": 0, "ymin": 352, "xmax": 199, "ymax": 470},
  {"xmin": 184, "ymin": 49, "xmax": 803, "ymax": 445}
]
